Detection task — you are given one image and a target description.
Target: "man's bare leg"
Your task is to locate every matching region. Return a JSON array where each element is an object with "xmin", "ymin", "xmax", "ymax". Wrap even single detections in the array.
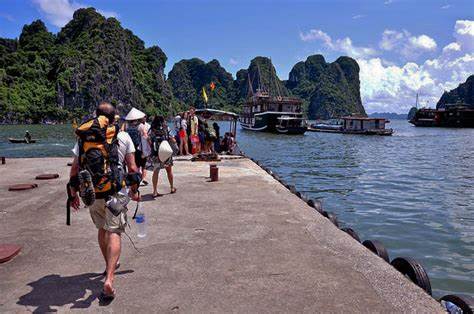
[
  {"xmin": 104, "ymin": 231, "xmax": 121, "ymax": 295},
  {"xmin": 98, "ymin": 229, "xmax": 107, "ymax": 264}
]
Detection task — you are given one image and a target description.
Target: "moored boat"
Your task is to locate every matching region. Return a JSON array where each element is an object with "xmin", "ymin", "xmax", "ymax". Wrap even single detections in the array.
[
  {"xmin": 308, "ymin": 116, "xmax": 393, "ymax": 136},
  {"xmin": 239, "ymin": 91, "xmax": 307, "ymax": 135}
]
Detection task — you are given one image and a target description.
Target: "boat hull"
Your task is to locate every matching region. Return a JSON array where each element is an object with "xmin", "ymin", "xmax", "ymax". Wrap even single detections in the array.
[
  {"xmin": 240, "ymin": 112, "xmax": 307, "ymax": 135},
  {"xmin": 8, "ymin": 138, "xmax": 37, "ymax": 143}
]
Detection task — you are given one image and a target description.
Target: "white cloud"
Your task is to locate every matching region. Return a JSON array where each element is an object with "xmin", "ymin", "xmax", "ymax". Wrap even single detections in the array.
[
  {"xmin": 352, "ymin": 14, "xmax": 365, "ymax": 20},
  {"xmin": 0, "ymin": 13, "xmax": 15, "ymax": 22},
  {"xmin": 384, "ymin": 0, "xmax": 393, "ymax": 4},
  {"xmin": 33, "ymin": 0, "xmax": 117, "ymax": 28},
  {"xmin": 380, "ymin": 29, "xmax": 437, "ymax": 59},
  {"xmin": 441, "ymin": 4, "xmax": 451, "ymax": 9},
  {"xmin": 360, "ymin": 20, "xmax": 474, "ymax": 113},
  {"xmin": 229, "ymin": 58, "xmax": 238, "ymax": 66},
  {"xmin": 300, "ymin": 29, "xmax": 376, "ymax": 58}
]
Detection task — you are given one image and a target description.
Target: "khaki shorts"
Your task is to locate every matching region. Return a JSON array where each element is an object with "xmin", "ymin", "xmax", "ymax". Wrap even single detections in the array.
[{"xmin": 89, "ymin": 198, "xmax": 128, "ymax": 234}]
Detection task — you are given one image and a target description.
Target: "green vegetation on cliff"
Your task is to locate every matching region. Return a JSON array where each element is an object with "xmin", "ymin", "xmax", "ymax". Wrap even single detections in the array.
[
  {"xmin": 0, "ymin": 8, "xmax": 175, "ymax": 123},
  {"xmin": 286, "ymin": 55, "xmax": 366, "ymax": 119},
  {"xmin": 437, "ymin": 75, "xmax": 474, "ymax": 108},
  {"xmin": 0, "ymin": 8, "xmax": 366, "ymax": 123},
  {"xmin": 168, "ymin": 58, "xmax": 237, "ymax": 111}
]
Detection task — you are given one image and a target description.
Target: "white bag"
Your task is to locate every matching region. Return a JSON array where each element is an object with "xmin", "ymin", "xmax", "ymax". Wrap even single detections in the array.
[{"xmin": 158, "ymin": 140, "xmax": 173, "ymax": 162}]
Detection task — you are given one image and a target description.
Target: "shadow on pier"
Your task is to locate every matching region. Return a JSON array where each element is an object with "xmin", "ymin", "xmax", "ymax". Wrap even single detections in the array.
[{"xmin": 17, "ymin": 270, "xmax": 133, "ymax": 312}]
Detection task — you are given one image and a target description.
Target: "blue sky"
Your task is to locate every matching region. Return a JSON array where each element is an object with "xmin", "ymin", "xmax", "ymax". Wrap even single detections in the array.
[{"xmin": 1, "ymin": 0, "xmax": 473, "ymax": 113}]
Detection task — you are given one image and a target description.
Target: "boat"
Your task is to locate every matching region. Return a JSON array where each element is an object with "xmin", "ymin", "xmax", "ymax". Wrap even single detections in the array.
[
  {"xmin": 308, "ymin": 116, "xmax": 393, "ymax": 136},
  {"xmin": 308, "ymin": 119, "xmax": 343, "ymax": 133},
  {"xmin": 239, "ymin": 68, "xmax": 307, "ymax": 135},
  {"xmin": 8, "ymin": 138, "xmax": 37, "ymax": 144},
  {"xmin": 409, "ymin": 104, "xmax": 474, "ymax": 127}
]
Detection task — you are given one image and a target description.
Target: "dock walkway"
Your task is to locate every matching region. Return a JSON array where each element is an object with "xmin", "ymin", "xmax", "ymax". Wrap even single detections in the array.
[{"xmin": 0, "ymin": 157, "xmax": 443, "ymax": 313}]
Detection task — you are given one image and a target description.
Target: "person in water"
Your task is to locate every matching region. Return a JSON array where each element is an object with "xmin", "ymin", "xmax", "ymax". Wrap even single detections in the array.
[{"xmin": 24, "ymin": 131, "xmax": 32, "ymax": 143}]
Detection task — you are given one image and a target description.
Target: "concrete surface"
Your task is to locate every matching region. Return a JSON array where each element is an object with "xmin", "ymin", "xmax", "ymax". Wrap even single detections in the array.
[{"xmin": 0, "ymin": 157, "xmax": 444, "ymax": 313}]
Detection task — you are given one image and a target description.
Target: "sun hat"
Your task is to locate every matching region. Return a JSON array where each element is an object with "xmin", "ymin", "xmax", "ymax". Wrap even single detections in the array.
[
  {"xmin": 125, "ymin": 107, "xmax": 146, "ymax": 121},
  {"xmin": 158, "ymin": 140, "xmax": 173, "ymax": 162}
]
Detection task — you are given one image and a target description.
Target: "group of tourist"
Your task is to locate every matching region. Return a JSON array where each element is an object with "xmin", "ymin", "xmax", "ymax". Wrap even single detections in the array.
[
  {"xmin": 172, "ymin": 108, "xmax": 235, "ymax": 156},
  {"xmin": 68, "ymin": 102, "xmax": 236, "ymax": 301}
]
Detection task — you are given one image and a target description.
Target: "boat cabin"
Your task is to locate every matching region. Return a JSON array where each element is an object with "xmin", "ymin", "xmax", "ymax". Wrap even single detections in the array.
[{"xmin": 342, "ymin": 116, "xmax": 388, "ymax": 131}]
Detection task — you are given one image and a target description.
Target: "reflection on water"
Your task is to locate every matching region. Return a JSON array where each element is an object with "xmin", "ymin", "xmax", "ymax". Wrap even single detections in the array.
[{"xmin": 0, "ymin": 120, "xmax": 473, "ymax": 296}]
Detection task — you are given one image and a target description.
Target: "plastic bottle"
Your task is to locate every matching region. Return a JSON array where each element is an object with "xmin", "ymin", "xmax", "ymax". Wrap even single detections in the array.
[{"xmin": 135, "ymin": 202, "xmax": 146, "ymax": 238}]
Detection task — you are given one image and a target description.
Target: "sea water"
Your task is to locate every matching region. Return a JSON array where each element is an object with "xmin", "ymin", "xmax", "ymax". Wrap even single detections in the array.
[{"xmin": 1, "ymin": 120, "xmax": 473, "ymax": 297}]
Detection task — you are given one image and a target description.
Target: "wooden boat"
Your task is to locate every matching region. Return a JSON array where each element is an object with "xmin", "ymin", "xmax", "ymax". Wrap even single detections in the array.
[
  {"xmin": 239, "ymin": 69, "xmax": 307, "ymax": 135},
  {"xmin": 409, "ymin": 105, "xmax": 474, "ymax": 128},
  {"xmin": 308, "ymin": 116, "xmax": 393, "ymax": 136},
  {"xmin": 8, "ymin": 138, "xmax": 37, "ymax": 144}
]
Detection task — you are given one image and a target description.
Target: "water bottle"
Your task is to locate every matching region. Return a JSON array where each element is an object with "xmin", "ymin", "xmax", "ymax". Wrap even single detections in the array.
[{"xmin": 135, "ymin": 202, "xmax": 146, "ymax": 238}]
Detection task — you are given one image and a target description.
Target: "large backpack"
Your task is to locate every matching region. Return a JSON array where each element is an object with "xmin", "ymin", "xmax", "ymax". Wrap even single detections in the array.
[{"xmin": 75, "ymin": 115, "xmax": 123, "ymax": 199}]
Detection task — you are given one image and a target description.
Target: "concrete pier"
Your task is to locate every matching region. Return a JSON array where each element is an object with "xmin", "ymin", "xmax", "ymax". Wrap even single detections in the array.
[{"xmin": 0, "ymin": 157, "xmax": 443, "ymax": 313}]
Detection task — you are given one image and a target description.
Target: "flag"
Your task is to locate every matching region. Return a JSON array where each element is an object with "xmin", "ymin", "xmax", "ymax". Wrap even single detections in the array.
[
  {"xmin": 210, "ymin": 82, "xmax": 216, "ymax": 91},
  {"xmin": 202, "ymin": 87, "xmax": 208, "ymax": 103}
]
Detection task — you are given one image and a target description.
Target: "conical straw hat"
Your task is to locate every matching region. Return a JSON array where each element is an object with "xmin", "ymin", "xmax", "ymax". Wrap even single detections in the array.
[
  {"xmin": 158, "ymin": 140, "xmax": 173, "ymax": 162},
  {"xmin": 125, "ymin": 108, "xmax": 145, "ymax": 121}
]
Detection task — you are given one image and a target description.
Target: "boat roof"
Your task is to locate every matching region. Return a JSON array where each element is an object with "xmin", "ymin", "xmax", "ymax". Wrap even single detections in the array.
[
  {"xmin": 342, "ymin": 116, "xmax": 387, "ymax": 121},
  {"xmin": 277, "ymin": 116, "xmax": 304, "ymax": 120},
  {"xmin": 195, "ymin": 109, "xmax": 239, "ymax": 120}
]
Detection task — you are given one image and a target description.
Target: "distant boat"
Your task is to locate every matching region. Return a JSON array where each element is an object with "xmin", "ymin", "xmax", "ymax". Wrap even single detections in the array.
[
  {"xmin": 8, "ymin": 138, "xmax": 37, "ymax": 144},
  {"xmin": 308, "ymin": 116, "xmax": 393, "ymax": 135},
  {"xmin": 409, "ymin": 104, "xmax": 474, "ymax": 127},
  {"xmin": 239, "ymin": 70, "xmax": 307, "ymax": 135}
]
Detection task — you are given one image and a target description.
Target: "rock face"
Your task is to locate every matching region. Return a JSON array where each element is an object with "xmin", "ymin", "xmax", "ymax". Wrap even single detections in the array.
[
  {"xmin": 0, "ymin": 8, "xmax": 173, "ymax": 122},
  {"xmin": 286, "ymin": 55, "xmax": 366, "ymax": 119},
  {"xmin": 437, "ymin": 75, "xmax": 474, "ymax": 108},
  {"xmin": 168, "ymin": 58, "xmax": 237, "ymax": 110},
  {"xmin": 234, "ymin": 56, "xmax": 289, "ymax": 101},
  {"xmin": 0, "ymin": 8, "xmax": 366, "ymax": 122},
  {"xmin": 407, "ymin": 107, "xmax": 417, "ymax": 120}
]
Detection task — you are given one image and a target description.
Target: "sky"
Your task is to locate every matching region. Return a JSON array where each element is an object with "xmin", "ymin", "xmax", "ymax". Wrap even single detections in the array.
[{"xmin": 0, "ymin": 0, "xmax": 473, "ymax": 114}]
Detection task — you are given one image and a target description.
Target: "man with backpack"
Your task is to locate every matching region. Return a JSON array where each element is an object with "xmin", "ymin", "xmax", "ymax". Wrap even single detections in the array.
[{"xmin": 68, "ymin": 102, "xmax": 141, "ymax": 301}]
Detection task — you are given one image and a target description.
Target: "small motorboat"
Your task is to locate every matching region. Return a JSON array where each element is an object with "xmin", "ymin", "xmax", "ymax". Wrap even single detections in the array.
[{"xmin": 8, "ymin": 138, "xmax": 37, "ymax": 144}]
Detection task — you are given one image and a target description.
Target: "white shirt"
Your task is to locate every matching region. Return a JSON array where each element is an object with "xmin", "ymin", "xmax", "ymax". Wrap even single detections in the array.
[
  {"xmin": 72, "ymin": 131, "xmax": 135, "ymax": 167},
  {"xmin": 138, "ymin": 122, "xmax": 152, "ymax": 157}
]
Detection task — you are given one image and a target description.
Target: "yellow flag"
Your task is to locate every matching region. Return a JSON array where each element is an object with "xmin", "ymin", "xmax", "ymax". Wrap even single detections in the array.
[{"xmin": 202, "ymin": 87, "xmax": 208, "ymax": 103}]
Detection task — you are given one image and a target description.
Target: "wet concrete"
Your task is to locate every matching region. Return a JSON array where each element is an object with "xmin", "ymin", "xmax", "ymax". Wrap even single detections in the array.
[{"xmin": 0, "ymin": 157, "xmax": 443, "ymax": 313}]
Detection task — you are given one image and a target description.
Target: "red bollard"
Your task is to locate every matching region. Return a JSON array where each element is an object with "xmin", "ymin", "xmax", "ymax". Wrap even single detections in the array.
[{"xmin": 210, "ymin": 165, "xmax": 219, "ymax": 182}]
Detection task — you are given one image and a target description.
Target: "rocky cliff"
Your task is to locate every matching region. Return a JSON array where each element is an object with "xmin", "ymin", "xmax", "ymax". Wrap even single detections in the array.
[
  {"xmin": 437, "ymin": 75, "xmax": 474, "ymax": 108},
  {"xmin": 0, "ymin": 8, "xmax": 366, "ymax": 122},
  {"xmin": 286, "ymin": 55, "xmax": 366, "ymax": 119},
  {"xmin": 0, "ymin": 8, "xmax": 174, "ymax": 122},
  {"xmin": 168, "ymin": 58, "xmax": 237, "ymax": 111}
]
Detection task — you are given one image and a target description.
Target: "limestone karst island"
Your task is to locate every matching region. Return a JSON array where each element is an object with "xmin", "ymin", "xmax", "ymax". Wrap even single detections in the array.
[{"xmin": 1, "ymin": 1, "xmax": 473, "ymax": 313}]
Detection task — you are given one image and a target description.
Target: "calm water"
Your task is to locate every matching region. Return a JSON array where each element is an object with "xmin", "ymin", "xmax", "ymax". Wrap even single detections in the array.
[{"xmin": 1, "ymin": 120, "xmax": 473, "ymax": 297}]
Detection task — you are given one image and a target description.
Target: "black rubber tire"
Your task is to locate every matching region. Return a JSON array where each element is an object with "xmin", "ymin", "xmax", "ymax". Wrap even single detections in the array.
[
  {"xmin": 440, "ymin": 294, "xmax": 474, "ymax": 314},
  {"xmin": 341, "ymin": 227, "xmax": 361, "ymax": 242},
  {"xmin": 266, "ymin": 169, "xmax": 273, "ymax": 176},
  {"xmin": 390, "ymin": 257, "xmax": 432, "ymax": 295},
  {"xmin": 272, "ymin": 174, "xmax": 280, "ymax": 181},
  {"xmin": 323, "ymin": 211, "xmax": 339, "ymax": 227},
  {"xmin": 255, "ymin": 161, "xmax": 261, "ymax": 166},
  {"xmin": 363, "ymin": 240, "xmax": 390, "ymax": 263},
  {"xmin": 307, "ymin": 199, "xmax": 323, "ymax": 213},
  {"xmin": 289, "ymin": 185, "xmax": 297, "ymax": 194},
  {"xmin": 294, "ymin": 191, "xmax": 302, "ymax": 198}
]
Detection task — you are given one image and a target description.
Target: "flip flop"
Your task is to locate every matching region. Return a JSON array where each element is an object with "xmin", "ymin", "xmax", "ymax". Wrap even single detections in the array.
[
  {"xmin": 170, "ymin": 188, "xmax": 177, "ymax": 194},
  {"xmin": 102, "ymin": 262, "xmax": 120, "ymax": 276},
  {"xmin": 100, "ymin": 289, "xmax": 116, "ymax": 302},
  {"xmin": 153, "ymin": 193, "xmax": 163, "ymax": 198}
]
